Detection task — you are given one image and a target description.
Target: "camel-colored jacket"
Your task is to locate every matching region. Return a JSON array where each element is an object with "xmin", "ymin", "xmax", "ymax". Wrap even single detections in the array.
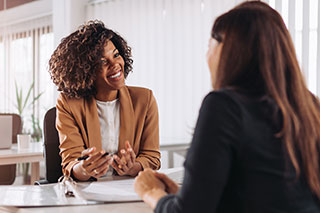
[{"xmin": 56, "ymin": 86, "xmax": 160, "ymax": 177}]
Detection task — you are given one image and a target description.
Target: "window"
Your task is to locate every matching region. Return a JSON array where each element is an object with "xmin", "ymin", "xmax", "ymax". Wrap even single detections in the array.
[
  {"xmin": 0, "ymin": 23, "xmax": 54, "ymax": 138},
  {"xmin": 39, "ymin": 31, "xmax": 54, "ymax": 130},
  {"xmin": 0, "ymin": 40, "xmax": 4, "ymax": 111},
  {"xmin": 11, "ymin": 35, "xmax": 33, "ymax": 131},
  {"xmin": 267, "ymin": 0, "xmax": 319, "ymax": 95}
]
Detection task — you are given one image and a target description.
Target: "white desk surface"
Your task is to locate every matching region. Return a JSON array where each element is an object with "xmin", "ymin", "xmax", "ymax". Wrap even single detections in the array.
[
  {"xmin": 0, "ymin": 202, "xmax": 153, "ymax": 213},
  {"xmin": 0, "ymin": 167, "xmax": 184, "ymax": 213},
  {"xmin": 0, "ymin": 142, "xmax": 43, "ymax": 164},
  {"xmin": 0, "ymin": 142, "xmax": 44, "ymax": 184}
]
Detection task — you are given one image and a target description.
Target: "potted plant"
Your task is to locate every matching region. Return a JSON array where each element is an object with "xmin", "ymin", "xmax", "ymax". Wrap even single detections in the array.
[{"xmin": 14, "ymin": 81, "xmax": 43, "ymax": 183}]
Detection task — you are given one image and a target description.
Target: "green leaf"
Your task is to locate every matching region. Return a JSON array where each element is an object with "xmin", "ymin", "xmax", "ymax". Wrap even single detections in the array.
[
  {"xmin": 14, "ymin": 81, "xmax": 23, "ymax": 115},
  {"xmin": 22, "ymin": 82, "xmax": 34, "ymax": 113},
  {"xmin": 28, "ymin": 91, "xmax": 43, "ymax": 107},
  {"xmin": 15, "ymin": 82, "xmax": 22, "ymax": 115}
]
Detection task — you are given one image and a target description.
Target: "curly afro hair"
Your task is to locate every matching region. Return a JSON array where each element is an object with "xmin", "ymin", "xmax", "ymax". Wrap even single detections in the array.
[{"xmin": 49, "ymin": 20, "xmax": 133, "ymax": 99}]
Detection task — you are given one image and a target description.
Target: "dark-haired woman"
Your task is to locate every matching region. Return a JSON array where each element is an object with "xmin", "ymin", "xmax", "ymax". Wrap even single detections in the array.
[
  {"xmin": 49, "ymin": 21, "xmax": 160, "ymax": 181},
  {"xmin": 134, "ymin": 1, "xmax": 320, "ymax": 212}
]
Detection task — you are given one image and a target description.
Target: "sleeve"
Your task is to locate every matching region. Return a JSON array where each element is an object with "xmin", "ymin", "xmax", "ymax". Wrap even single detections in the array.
[
  {"xmin": 136, "ymin": 90, "xmax": 161, "ymax": 170},
  {"xmin": 56, "ymin": 94, "xmax": 85, "ymax": 177},
  {"xmin": 155, "ymin": 91, "xmax": 242, "ymax": 213}
]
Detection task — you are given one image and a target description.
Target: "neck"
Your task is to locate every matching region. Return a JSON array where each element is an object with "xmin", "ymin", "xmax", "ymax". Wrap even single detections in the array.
[{"xmin": 95, "ymin": 89, "xmax": 118, "ymax": 101}]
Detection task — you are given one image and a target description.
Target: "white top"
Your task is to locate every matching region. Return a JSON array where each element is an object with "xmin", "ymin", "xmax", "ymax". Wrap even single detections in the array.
[{"xmin": 96, "ymin": 98, "xmax": 120, "ymax": 154}]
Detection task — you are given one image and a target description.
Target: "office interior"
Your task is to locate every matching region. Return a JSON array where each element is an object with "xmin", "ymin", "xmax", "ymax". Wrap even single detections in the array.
[{"xmin": 0, "ymin": 0, "xmax": 318, "ymax": 185}]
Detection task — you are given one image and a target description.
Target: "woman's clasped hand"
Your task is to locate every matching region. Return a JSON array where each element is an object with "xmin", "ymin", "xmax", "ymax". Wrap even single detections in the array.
[
  {"xmin": 78, "ymin": 147, "xmax": 113, "ymax": 178},
  {"xmin": 78, "ymin": 140, "xmax": 142, "ymax": 178},
  {"xmin": 134, "ymin": 169, "xmax": 179, "ymax": 209},
  {"xmin": 112, "ymin": 141, "xmax": 142, "ymax": 176}
]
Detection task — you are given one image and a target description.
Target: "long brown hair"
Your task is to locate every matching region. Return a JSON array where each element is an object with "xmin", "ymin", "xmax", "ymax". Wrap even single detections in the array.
[{"xmin": 212, "ymin": 1, "xmax": 320, "ymax": 197}]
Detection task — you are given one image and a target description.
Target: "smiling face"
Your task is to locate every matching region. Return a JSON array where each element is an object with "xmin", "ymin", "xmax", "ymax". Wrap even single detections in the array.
[{"xmin": 95, "ymin": 40, "xmax": 125, "ymax": 92}]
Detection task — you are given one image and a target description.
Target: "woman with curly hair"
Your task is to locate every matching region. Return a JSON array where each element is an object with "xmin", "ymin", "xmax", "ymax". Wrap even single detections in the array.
[{"xmin": 49, "ymin": 20, "xmax": 160, "ymax": 181}]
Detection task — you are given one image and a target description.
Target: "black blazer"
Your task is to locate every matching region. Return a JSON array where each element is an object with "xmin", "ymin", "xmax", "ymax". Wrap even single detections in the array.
[{"xmin": 155, "ymin": 90, "xmax": 320, "ymax": 213}]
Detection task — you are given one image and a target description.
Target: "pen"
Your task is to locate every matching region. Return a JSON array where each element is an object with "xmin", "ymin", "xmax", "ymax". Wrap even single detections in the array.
[{"xmin": 77, "ymin": 152, "xmax": 111, "ymax": 161}]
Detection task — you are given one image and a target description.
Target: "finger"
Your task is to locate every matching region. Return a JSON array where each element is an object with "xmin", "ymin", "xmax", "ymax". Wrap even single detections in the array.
[
  {"xmin": 113, "ymin": 154, "xmax": 124, "ymax": 169},
  {"xmin": 111, "ymin": 160, "xmax": 118, "ymax": 170},
  {"xmin": 119, "ymin": 155, "xmax": 129, "ymax": 173},
  {"xmin": 93, "ymin": 154, "xmax": 113, "ymax": 169},
  {"xmin": 125, "ymin": 141, "xmax": 136, "ymax": 163},
  {"xmin": 99, "ymin": 165, "xmax": 110, "ymax": 177},
  {"xmin": 92, "ymin": 156, "xmax": 113, "ymax": 172},
  {"xmin": 85, "ymin": 151, "xmax": 106, "ymax": 171},
  {"xmin": 81, "ymin": 147, "xmax": 96, "ymax": 157},
  {"xmin": 126, "ymin": 156, "xmax": 133, "ymax": 169},
  {"xmin": 111, "ymin": 157, "xmax": 121, "ymax": 171},
  {"xmin": 125, "ymin": 140, "xmax": 132, "ymax": 150},
  {"xmin": 154, "ymin": 172, "xmax": 179, "ymax": 194},
  {"xmin": 123, "ymin": 150, "xmax": 133, "ymax": 169},
  {"xmin": 91, "ymin": 168, "xmax": 100, "ymax": 178},
  {"xmin": 155, "ymin": 172, "xmax": 173, "ymax": 185},
  {"xmin": 111, "ymin": 160, "xmax": 125, "ymax": 176},
  {"xmin": 115, "ymin": 167, "xmax": 125, "ymax": 176},
  {"xmin": 82, "ymin": 150, "xmax": 103, "ymax": 167},
  {"xmin": 80, "ymin": 161, "xmax": 89, "ymax": 176},
  {"xmin": 91, "ymin": 158, "xmax": 112, "ymax": 177},
  {"xmin": 84, "ymin": 150, "xmax": 104, "ymax": 169},
  {"xmin": 128, "ymin": 147, "xmax": 136, "ymax": 164},
  {"xmin": 120, "ymin": 149, "xmax": 127, "ymax": 163},
  {"xmin": 121, "ymin": 164, "xmax": 129, "ymax": 173}
]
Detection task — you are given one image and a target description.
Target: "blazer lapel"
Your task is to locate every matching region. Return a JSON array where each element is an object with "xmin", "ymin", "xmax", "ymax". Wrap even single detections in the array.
[
  {"xmin": 118, "ymin": 86, "xmax": 135, "ymax": 152},
  {"xmin": 85, "ymin": 96, "xmax": 102, "ymax": 151}
]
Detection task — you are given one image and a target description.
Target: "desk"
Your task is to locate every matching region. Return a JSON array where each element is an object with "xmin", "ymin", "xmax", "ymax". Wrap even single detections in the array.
[
  {"xmin": 0, "ymin": 167, "xmax": 183, "ymax": 213},
  {"xmin": 0, "ymin": 142, "xmax": 44, "ymax": 184},
  {"xmin": 0, "ymin": 202, "xmax": 153, "ymax": 213}
]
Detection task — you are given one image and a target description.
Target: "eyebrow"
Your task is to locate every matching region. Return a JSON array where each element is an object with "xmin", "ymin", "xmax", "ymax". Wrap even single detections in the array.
[{"xmin": 101, "ymin": 48, "xmax": 118, "ymax": 58}]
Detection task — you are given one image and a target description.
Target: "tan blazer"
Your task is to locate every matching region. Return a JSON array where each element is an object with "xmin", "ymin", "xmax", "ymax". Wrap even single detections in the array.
[{"xmin": 56, "ymin": 86, "xmax": 160, "ymax": 177}]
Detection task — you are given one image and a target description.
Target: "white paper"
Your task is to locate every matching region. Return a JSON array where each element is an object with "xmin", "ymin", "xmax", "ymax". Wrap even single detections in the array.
[
  {"xmin": 159, "ymin": 167, "xmax": 184, "ymax": 184},
  {"xmin": 79, "ymin": 178, "xmax": 141, "ymax": 202},
  {"xmin": 0, "ymin": 184, "xmax": 88, "ymax": 207}
]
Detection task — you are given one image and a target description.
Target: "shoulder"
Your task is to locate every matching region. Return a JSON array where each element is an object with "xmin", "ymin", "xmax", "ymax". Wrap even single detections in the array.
[
  {"xmin": 56, "ymin": 92, "xmax": 90, "ymax": 110},
  {"xmin": 198, "ymin": 90, "xmax": 245, "ymax": 127},
  {"xmin": 202, "ymin": 90, "xmax": 242, "ymax": 113},
  {"xmin": 126, "ymin": 86, "xmax": 153, "ymax": 97},
  {"xmin": 125, "ymin": 86, "xmax": 155, "ymax": 104}
]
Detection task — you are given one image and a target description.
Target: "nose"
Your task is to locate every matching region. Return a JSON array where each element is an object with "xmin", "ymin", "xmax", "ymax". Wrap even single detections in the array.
[{"xmin": 109, "ymin": 58, "xmax": 118, "ymax": 69}]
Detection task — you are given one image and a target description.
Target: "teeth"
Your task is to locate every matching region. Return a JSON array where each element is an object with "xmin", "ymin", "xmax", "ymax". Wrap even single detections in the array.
[{"xmin": 110, "ymin": 72, "xmax": 121, "ymax": 78}]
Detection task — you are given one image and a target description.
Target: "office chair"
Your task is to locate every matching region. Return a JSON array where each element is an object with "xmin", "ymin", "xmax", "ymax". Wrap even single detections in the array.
[
  {"xmin": 35, "ymin": 107, "xmax": 62, "ymax": 184},
  {"xmin": 0, "ymin": 113, "xmax": 22, "ymax": 185}
]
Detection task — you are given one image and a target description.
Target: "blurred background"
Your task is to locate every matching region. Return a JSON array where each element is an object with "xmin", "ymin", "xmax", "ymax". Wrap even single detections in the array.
[{"xmin": 0, "ymin": 0, "xmax": 319, "ymax": 181}]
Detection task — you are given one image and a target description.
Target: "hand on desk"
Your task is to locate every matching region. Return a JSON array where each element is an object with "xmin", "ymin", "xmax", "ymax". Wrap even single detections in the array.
[
  {"xmin": 134, "ymin": 168, "xmax": 169, "ymax": 210},
  {"xmin": 154, "ymin": 172, "xmax": 179, "ymax": 194},
  {"xmin": 112, "ymin": 141, "xmax": 142, "ymax": 177},
  {"xmin": 73, "ymin": 147, "xmax": 113, "ymax": 181}
]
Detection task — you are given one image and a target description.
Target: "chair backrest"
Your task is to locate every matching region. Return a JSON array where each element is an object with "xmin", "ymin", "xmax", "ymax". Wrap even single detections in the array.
[
  {"xmin": 43, "ymin": 107, "xmax": 63, "ymax": 183},
  {"xmin": 0, "ymin": 113, "xmax": 22, "ymax": 144},
  {"xmin": 0, "ymin": 113, "xmax": 22, "ymax": 185}
]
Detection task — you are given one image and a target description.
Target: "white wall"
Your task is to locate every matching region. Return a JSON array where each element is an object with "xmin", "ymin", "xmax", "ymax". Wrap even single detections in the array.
[
  {"xmin": 86, "ymin": 0, "xmax": 242, "ymax": 145},
  {"xmin": 52, "ymin": 0, "xmax": 88, "ymax": 48},
  {"xmin": 0, "ymin": 0, "xmax": 245, "ymax": 147}
]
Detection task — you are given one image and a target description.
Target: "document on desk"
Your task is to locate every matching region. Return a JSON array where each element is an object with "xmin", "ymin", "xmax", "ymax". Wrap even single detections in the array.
[
  {"xmin": 159, "ymin": 167, "xmax": 184, "ymax": 185},
  {"xmin": 78, "ymin": 178, "xmax": 141, "ymax": 202},
  {"xmin": 0, "ymin": 167, "xmax": 184, "ymax": 207},
  {"xmin": 0, "ymin": 184, "xmax": 88, "ymax": 207}
]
